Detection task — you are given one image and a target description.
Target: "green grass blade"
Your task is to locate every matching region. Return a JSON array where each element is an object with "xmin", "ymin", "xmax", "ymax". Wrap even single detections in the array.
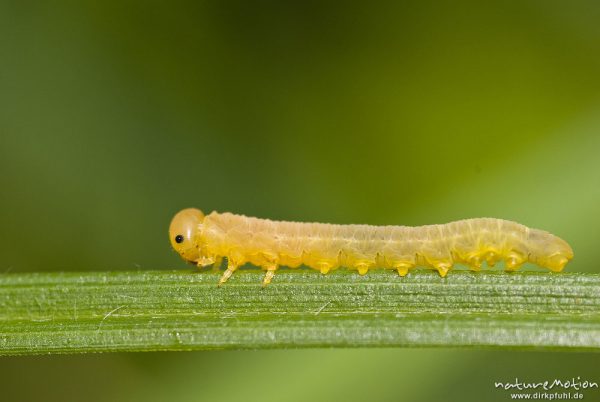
[{"xmin": 0, "ymin": 270, "xmax": 599, "ymax": 355}]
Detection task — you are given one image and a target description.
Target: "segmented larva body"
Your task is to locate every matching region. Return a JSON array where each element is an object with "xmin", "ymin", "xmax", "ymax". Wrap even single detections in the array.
[{"xmin": 169, "ymin": 208, "xmax": 574, "ymax": 286}]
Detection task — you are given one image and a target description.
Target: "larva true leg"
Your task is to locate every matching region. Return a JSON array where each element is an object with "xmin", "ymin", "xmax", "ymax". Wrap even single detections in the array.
[
  {"xmin": 258, "ymin": 253, "xmax": 279, "ymax": 286},
  {"xmin": 218, "ymin": 260, "xmax": 238, "ymax": 286},
  {"xmin": 262, "ymin": 267, "xmax": 276, "ymax": 287}
]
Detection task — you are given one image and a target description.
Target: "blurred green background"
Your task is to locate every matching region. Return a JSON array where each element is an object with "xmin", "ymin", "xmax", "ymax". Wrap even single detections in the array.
[{"xmin": 1, "ymin": 1, "xmax": 599, "ymax": 401}]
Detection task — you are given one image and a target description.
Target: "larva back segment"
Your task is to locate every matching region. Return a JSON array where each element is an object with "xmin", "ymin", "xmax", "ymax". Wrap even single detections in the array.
[{"xmin": 169, "ymin": 209, "xmax": 574, "ymax": 285}]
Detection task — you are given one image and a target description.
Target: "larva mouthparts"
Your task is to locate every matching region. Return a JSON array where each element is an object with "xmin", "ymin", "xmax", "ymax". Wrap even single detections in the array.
[{"xmin": 169, "ymin": 208, "xmax": 574, "ymax": 285}]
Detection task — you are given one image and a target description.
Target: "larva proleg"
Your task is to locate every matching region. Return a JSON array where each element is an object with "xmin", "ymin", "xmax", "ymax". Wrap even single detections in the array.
[{"xmin": 169, "ymin": 209, "xmax": 574, "ymax": 285}]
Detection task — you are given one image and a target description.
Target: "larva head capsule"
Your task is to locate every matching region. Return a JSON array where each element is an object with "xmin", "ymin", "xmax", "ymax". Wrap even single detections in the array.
[{"xmin": 169, "ymin": 208, "xmax": 205, "ymax": 263}]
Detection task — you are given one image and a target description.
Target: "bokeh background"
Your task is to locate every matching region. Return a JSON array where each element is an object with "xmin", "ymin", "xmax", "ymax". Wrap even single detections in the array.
[{"xmin": 1, "ymin": 1, "xmax": 599, "ymax": 401}]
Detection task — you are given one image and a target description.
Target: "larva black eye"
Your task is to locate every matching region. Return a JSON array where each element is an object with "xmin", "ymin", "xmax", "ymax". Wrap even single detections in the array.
[{"xmin": 175, "ymin": 235, "xmax": 184, "ymax": 244}]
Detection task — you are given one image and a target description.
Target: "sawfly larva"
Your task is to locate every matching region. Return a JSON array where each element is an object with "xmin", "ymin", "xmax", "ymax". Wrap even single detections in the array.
[{"xmin": 169, "ymin": 208, "xmax": 574, "ymax": 286}]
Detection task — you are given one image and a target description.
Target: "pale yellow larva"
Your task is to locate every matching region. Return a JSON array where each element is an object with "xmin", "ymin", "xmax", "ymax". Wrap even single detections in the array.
[{"xmin": 168, "ymin": 208, "xmax": 574, "ymax": 286}]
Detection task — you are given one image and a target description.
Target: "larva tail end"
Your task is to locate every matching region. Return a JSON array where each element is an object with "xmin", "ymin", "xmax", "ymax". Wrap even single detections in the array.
[
  {"xmin": 545, "ymin": 255, "xmax": 571, "ymax": 273},
  {"xmin": 527, "ymin": 229, "xmax": 574, "ymax": 272}
]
